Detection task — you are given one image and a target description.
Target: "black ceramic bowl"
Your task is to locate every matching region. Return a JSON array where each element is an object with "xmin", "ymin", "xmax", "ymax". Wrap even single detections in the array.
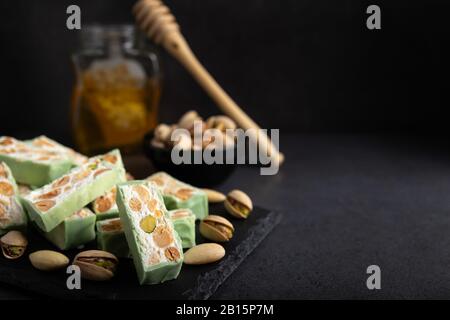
[{"xmin": 143, "ymin": 131, "xmax": 237, "ymax": 187}]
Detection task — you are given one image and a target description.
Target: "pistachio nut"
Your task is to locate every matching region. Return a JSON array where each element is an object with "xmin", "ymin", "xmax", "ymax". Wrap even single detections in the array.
[
  {"xmin": 0, "ymin": 230, "xmax": 27, "ymax": 259},
  {"xmin": 178, "ymin": 110, "xmax": 201, "ymax": 129},
  {"xmin": 140, "ymin": 215, "xmax": 157, "ymax": 233},
  {"xmin": 172, "ymin": 133, "xmax": 192, "ymax": 150},
  {"xmin": 154, "ymin": 123, "xmax": 172, "ymax": 143},
  {"xmin": 199, "ymin": 215, "xmax": 234, "ymax": 242},
  {"xmin": 73, "ymin": 250, "xmax": 118, "ymax": 281},
  {"xmin": 206, "ymin": 115, "xmax": 236, "ymax": 132},
  {"xmin": 29, "ymin": 250, "xmax": 69, "ymax": 271},
  {"xmin": 188, "ymin": 120, "xmax": 207, "ymax": 137},
  {"xmin": 184, "ymin": 243, "xmax": 225, "ymax": 265},
  {"xmin": 224, "ymin": 189, "xmax": 253, "ymax": 219},
  {"xmin": 202, "ymin": 188, "xmax": 226, "ymax": 203}
]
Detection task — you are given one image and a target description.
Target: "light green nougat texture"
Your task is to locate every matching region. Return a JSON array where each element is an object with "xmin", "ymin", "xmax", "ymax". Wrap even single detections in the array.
[
  {"xmin": 96, "ymin": 218, "xmax": 130, "ymax": 258},
  {"xmin": 0, "ymin": 162, "xmax": 27, "ymax": 235},
  {"xmin": 116, "ymin": 180, "xmax": 183, "ymax": 285},
  {"xmin": 23, "ymin": 150, "xmax": 125, "ymax": 232},
  {"xmin": 168, "ymin": 209, "xmax": 196, "ymax": 249},
  {"xmin": 163, "ymin": 194, "xmax": 208, "ymax": 221},
  {"xmin": 95, "ymin": 210, "xmax": 119, "ymax": 221},
  {"xmin": 146, "ymin": 172, "xmax": 208, "ymax": 220},
  {"xmin": 0, "ymin": 154, "xmax": 73, "ymax": 187},
  {"xmin": 95, "ymin": 210, "xmax": 195, "ymax": 258},
  {"xmin": 26, "ymin": 136, "xmax": 88, "ymax": 167},
  {"xmin": 92, "ymin": 188, "xmax": 120, "ymax": 221},
  {"xmin": 41, "ymin": 208, "xmax": 96, "ymax": 250},
  {"xmin": 0, "ymin": 136, "xmax": 74, "ymax": 187}
]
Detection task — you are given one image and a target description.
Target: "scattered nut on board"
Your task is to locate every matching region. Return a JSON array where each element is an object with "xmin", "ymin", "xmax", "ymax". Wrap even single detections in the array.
[
  {"xmin": 29, "ymin": 250, "xmax": 69, "ymax": 271},
  {"xmin": 73, "ymin": 250, "xmax": 118, "ymax": 281},
  {"xmin": 200, "ymin": 215, "xmax": 234, "ymax": 242},
  {"xmin": 224, "ymin": 189, "xmax": 253, "ymax": 219},
  {"xmin": 202, "ymin": 188, "xmax": 226, "ymax": 203},
  {"xmin": 184, "ymin": 243, "xmax": 225, "ymax": 265},
  {"xmin": 1, "ymin": 231, "xmax": 27, "ymax": 259}
]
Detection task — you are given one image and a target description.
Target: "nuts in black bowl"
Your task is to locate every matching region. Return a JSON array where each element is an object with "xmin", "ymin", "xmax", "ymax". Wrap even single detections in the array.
[{"xmin": 143, "ymin": 111, "xmax": 238, "ymax": 187}]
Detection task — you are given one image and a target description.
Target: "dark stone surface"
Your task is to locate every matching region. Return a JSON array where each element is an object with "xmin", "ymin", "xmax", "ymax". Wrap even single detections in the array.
[
  {"xmin": 2, "ymin": 134, "xmax": 450, "ymax": 299},
  {"xmin": 0, "ymin": 207, "xmax": 279, "ymax": 300}
]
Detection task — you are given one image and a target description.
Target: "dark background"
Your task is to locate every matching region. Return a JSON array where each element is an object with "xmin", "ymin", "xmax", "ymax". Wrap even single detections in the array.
[
  {"xmin": 1, "ymin": 0, "xmax": 450, "ymax": 300},
  {"xmin": 1, "ymin": 0, "xmax": 449, "ymax": 146}
]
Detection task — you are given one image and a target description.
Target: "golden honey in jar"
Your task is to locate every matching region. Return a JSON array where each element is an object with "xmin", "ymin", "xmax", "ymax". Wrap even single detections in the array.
[{"xmin": 71, "ymin": 25, "xmax": 161, "ymax": 155}]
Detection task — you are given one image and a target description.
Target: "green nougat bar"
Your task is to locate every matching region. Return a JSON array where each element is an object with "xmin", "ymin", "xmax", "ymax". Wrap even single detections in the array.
[
  {"xmin": 27, "ymin": 136, "xmax": 88, "ymax": 167},
  {"xmin": 116, "ymin": 180, "xmax": 183, "ymax": 284},
  {"xmin": 96, "ymin": 218, "xmax": 130, "ymax": 258},
  {"xmin": 22, "ymin": 149, "xmax": 126, "ymax": 232},
  {"xmin": 168, "ymin": 209, "xmax": 196, "ymax": 249},
  {"xmin": 92, "ymin": 186, "xmax": 119, "ymax": 221},
  {"xmin": 41, "ymin": 208, "xmax": 96, "ymax": 250},
  {"xmin": 92, "ymin": 173, "xmax": 137, "ymax": 221},
  {"xmin": 0, "ymin": 136, "xmax": 74, "ymax": 187},
  {"xmin": 146, "ymin": 172, "xmax": 208, "ymax": 220},
  {"xmin": 0, "ymin": 162, "xmax": 27, "ymax": 235},
  {"xmin": 96, "ymin": 209, "xmax": 195, "ymax": 256}
]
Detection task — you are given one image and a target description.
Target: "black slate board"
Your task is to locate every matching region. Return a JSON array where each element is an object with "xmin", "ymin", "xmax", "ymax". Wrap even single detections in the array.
[{"xmin": 0, "ymin": 205, "xmax": 281, "ymax": 299}]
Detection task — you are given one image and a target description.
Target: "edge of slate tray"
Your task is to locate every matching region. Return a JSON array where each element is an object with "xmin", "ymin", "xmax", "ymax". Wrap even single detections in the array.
[
  {"xmin": 0, "ymin": 208, "xmax": 282, "ymax": 299},
  {"xmin": 183, "ymin": 210, "xmax": 282, "ymax": 300}
]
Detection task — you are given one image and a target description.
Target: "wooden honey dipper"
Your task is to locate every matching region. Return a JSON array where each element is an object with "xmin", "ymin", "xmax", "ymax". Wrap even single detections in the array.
[{"xmin": 133, "ymin": 0, "xmax": 284, "ymax": 166}]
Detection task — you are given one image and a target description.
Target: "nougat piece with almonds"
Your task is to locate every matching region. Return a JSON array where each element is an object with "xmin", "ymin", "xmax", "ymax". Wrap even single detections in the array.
[
  {"xmin": 0, "ymin": 162, "xmax": 27, "ymax": 235},
  {"xmin": 0, "ymin": 136, "xmax": 73, "ymax": 187},
  {"xmin": 146, "ymin": 172, "xmax": 208, "ymax": 220},
  {"xmin": 40, "ymin": 208, "xmax": 96, "ymax": 250},
  {"xmin": 116, "ymin": 181, "xmax": 183, "ymax": 284},
  {"xmin": 168, "ymin": 208, "xmax": 196, "ymax": 249},
  {"xmin": 23, "ymin": 150, "xmax": 125, "ymax": 232},
  {"xmin": 96, "ymin": 217, "xmax": 130, "ymax": 258}
]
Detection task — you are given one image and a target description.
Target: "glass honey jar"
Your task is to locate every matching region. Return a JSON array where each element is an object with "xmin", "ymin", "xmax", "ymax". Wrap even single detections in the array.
[{"xmin": 71, "ymin": 25, "xmax": 161, "ymax": 155}]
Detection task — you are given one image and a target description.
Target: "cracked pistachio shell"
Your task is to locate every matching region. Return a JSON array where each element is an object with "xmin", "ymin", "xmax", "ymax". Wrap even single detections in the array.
[
  {"xmin": 224, "ymin": 190, "xmax": 253, "ymax": 219},
  {"xmin": 29, "ymin": 250, "xmax": 69, "ymax": 271},
  {"xmin": 184, "ymin": 243, "xmax": 225, "ymax": 265},
  {"xmin": 73, "ymin": 250, "xmax": 118, "ymax": 281},
  {"xmin": 1, "ymin": 231, "xmax": 27, "ymax": 259},
  {"xmin": 1, "ymin": 230, "xmax": 27, "ymax": 247},
  {"xmin": 202, "ymin": 188, "xmax": 226, "ymax": 203},
  {"xmin": 200, "ymin": 215, "xmax": 234, "ymax": 242}
]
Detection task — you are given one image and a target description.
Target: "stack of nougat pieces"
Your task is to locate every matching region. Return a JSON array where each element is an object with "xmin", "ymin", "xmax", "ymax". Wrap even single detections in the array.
[{"xmin": 0, "ymin": 135, "xmax": 210, "ymax": 284}]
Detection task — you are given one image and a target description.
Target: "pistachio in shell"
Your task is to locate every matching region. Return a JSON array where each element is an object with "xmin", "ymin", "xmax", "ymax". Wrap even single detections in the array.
[
  {"xmin": 178, "ymin": 110, "xmax": 201, "ymax": 130},
  {"xmin": 1, "ymin": 230, "xmax": 27, "ymax": 259},
  {"xmin": 29, "ymin": 250, "xmax": 69, "ymax": 271},
  {"xmin": 73, "ymin": 250, "xmax": 118, "ymax": 281},
  {"xmin": 224, "ymin": 189, "xmax": 253, "ymax": 219},
  {"xmin": 154, "ymin": 123, "xmax": 172, "ymax": 143},
  {"xmin": 202, "ymin": 188, "xmax": 226, "ymax": 203},
  {"xmin": 199, "ymin": 215, "xmax": 234, "ymax": 242},
  {"xmin": 184, "ymin": 243, "xmax": 225, "ymax": 265}
]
